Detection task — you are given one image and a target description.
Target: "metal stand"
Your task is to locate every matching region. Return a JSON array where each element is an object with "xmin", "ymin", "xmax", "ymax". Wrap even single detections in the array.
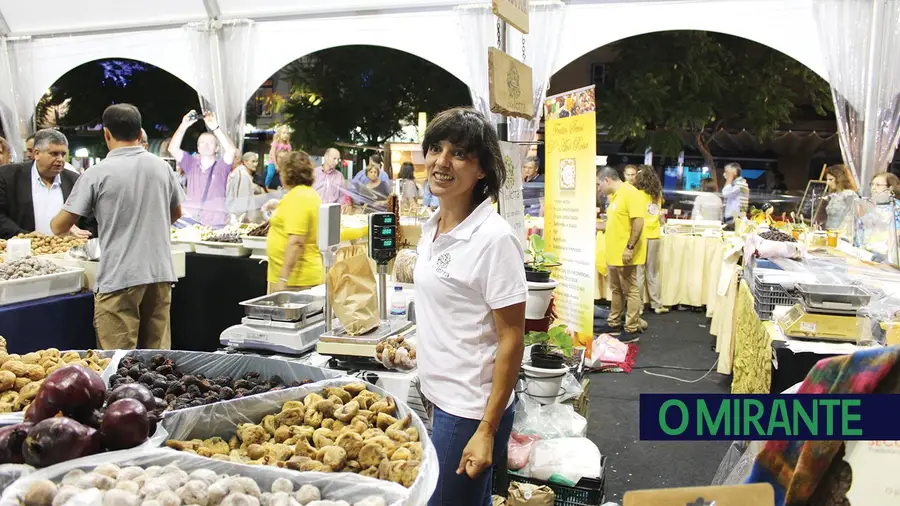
[
  {"xmin": 322, "ymin": 246, "xmax": 337, "ymax": 332},
  {"xmin": 377, "ymin": 263, "xmax": 388, "ymax": 320}
]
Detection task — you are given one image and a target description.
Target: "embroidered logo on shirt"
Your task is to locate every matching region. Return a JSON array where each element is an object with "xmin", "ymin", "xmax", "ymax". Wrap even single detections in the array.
[{"xmin": 434, "ymin": 252, "xmax": 451, "ymax": 278}]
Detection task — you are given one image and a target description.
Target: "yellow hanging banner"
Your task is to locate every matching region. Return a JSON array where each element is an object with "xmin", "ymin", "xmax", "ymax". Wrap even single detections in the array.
[{"xmin": 543, "ymin": 85, "xmax": 597, "ymax": 350}]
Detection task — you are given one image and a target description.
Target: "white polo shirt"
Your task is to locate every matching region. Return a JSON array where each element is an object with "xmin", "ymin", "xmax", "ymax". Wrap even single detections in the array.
[{"xmin": 414, "ymin": 198, "xmax": 528, "ymax": 420}]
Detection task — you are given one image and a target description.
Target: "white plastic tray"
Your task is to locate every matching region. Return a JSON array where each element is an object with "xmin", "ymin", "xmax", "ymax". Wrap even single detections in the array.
[
  {"xmin": 192, "ymin": 240, "xmax": 250, "ymax": 257},
  {"xmin": 170, "ymin": 239, "xmax": 195, "ymax": 252},
  {"xmin": 0, "ymin": 266, "xmax": 85, "ymax": 306},
  {"xmin": 240, "ymin": 235, "xmax": 267, "ymax": 259}
]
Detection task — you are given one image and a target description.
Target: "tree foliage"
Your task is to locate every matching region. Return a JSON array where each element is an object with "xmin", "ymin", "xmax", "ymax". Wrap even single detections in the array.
[
  {"xmin": 596, "ymin": 31, "xmax": 833, "ymax": 177},
  {"xmin": 44, "ymin": 59, "xmax": 200, "ymax": 137},
  {"xmin": 279, "ymin": 46, "xmax": 471, "ymax": 152}
]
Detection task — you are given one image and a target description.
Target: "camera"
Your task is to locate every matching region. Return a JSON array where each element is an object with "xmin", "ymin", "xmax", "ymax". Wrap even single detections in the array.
[{"xmin": 187, "ymin": 111, "xmax": 201, "ymax": 121}]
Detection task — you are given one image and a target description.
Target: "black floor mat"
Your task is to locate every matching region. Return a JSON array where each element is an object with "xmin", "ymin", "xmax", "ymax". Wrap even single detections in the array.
[{"xmin": 584, "ymin": 309, "xmax": 732, "ymax": 502}]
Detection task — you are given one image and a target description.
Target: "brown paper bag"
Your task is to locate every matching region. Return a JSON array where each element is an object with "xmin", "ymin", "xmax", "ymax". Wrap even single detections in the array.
[
  {"xmin": 327, "ymin": 254, "xmax": 380, "ymax": 335},
  {"xmin": 507, "ymin": 482, "xmax": 555, "ymax": 506}
]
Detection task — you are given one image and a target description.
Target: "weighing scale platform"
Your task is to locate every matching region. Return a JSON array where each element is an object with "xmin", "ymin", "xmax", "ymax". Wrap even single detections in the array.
[
  {"xmin": 777, "ymin": 304, "xmax": 861, "ymax": 343},
  {"xmin": 317, "ymin": 320, "xmax": 414, "ymax": 358}
]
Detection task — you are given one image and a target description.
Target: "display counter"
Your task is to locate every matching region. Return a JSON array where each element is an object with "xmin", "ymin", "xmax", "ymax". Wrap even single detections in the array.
[
  {"xmin": 0, "ymin": 291, "xmax": 96, "ymax": 354},
  {"xmin": 170, "ymin": 252, "xmax": 266, "ymax": 352}
]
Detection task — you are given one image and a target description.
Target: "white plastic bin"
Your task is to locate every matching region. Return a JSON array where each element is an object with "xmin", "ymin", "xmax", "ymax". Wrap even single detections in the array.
[{"xmin": 0, "ymin": 266, "xmax": 85, "ymax": 305}]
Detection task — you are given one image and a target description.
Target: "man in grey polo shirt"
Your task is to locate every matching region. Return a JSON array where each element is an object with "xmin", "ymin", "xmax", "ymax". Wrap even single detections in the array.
[{"xmin": 51, "ymin": 104, "xmax": 184, "ymax": 350}]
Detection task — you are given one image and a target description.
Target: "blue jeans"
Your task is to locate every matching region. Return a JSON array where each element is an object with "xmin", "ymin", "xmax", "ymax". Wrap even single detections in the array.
[{"xmin": 428, "ymin": 401, "xmax": 516, "ymax": 506}]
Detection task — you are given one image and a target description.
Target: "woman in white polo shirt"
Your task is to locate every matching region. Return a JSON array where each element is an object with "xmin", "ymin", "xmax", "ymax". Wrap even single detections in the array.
[{"xmin": 414, "ymin": 108, "xmax": 528, "ymax": 506}]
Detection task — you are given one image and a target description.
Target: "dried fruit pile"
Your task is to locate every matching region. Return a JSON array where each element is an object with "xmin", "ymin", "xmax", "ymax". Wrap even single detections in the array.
[
  {"xmin": 0, "ymin": 232, "xmax": 86, "ymax": 255},
  {"xmin": 0, "ymin": 365, "xmax": 164, "ymax": 468},
  {"xmin": 0, "ymin": 257, "xmax": 67, "ymax": 281},
  {"xmin": 166, "ymin": 383, "xmax": 422, "ymax": 488},
  {"xmin": 20, "ymin": 462, "xmax": 388, "ymax": 506},
  {"xmin": 759, "ymin": 230, "xmax": 796, "ymax": 243},
  {"xmin": 375, "ymin": 336, "xmax": 416, "ymax": 371},
  {"xmin": 206, "ymin": 229, "xmax": 243, "ymax": 243},
  {"xmin": 0, "ymin": 344, "xmax": 110, "ymax": 413},
  {"xmin": 109, "ymin": 354, "xmax": 312, "ymax": 412},
  {"xmin": 248, "ymin": 222, "xmax": 270, "ymax": 237}
]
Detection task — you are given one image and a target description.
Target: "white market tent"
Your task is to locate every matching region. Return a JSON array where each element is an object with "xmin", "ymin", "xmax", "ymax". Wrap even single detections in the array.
[{"xmin": 12, "ymin": 0, "xmax": 889, "ymax": 180}]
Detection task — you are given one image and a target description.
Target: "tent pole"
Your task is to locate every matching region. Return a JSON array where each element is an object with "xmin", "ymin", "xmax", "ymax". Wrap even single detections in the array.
[{"xmin": 859, "ymin": 0, "xmax": 885, "ymax": 196}]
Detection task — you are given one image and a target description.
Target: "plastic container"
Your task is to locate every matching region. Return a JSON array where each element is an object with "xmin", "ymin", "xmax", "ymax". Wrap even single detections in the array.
[
  {"xmin": 391, "ymin": 286, "xmax": 407, "ymax": 320},
  {"xmin": 521, "ymin": 363, "xmax": 568, "ymax": 405},
  {"xmin": 492, "ymin": 456, "xmax": 607, "ymax": 506},
  {"xmin": 0, "ymin": 266, "xmax": 84, "ymax": 306},
  {"xmin": 192, "ymin": 240, "xmax": 250, "ymax": 257}
]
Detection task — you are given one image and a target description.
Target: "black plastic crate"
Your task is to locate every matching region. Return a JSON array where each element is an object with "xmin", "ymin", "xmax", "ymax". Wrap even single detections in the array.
[{"xmin": 494, "ymin": 456, "xmax": 607, "ymax": 506}]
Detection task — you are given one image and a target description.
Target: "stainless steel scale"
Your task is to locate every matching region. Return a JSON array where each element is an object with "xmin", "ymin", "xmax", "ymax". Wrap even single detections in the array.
[
  {"xmin": 221, "ymin": 206, "xmax": 413, "ymax": 359},
  {"xmin": 776, "ymin": 283, "xmax": 872, "ymax": 342},
  {"xmin": 316, "ymin": 212, "xmax": 413, "ymax": 363},
  {"xmin": 220, "ymin": 292, "xmax": 327, "ymax": 355}
]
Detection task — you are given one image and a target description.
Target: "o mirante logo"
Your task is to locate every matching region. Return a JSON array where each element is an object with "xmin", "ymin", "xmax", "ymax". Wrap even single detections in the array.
[{"xmin": 639, "ymin": 394, "xmax": 899, "ymax": 441}]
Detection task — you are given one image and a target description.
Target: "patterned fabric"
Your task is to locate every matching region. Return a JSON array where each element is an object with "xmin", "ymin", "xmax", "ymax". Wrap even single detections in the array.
[
  {"xmin": 730, "ymin": 281, "xmax": 771, "ymax": 394},
  {"xmin": 748, "ymin": 346, "xmax": 900, "ymax": 506}
]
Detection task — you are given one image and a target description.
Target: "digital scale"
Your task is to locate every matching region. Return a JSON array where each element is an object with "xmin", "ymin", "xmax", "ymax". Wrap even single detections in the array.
[
  {"xmin": 776, "ymin": 284, "xmax": 872, "ymax": 343},
  {"xmin": 317, "ymin": 212, "xmax": 414, "ymax": 364},
  {"xmin": 219, "ymin": 292, "xmax": 327, "ymax": 354}
]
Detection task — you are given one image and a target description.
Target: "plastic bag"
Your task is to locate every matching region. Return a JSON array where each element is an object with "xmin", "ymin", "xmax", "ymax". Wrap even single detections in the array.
[
  {"xmin": 0, "ymin": 448, "xmax": 410, "ymax": 506},
  {"xmin": 159, "ymin": 377, "xmax": 438, "ymax": 506},
  {"xmin": 117, "ymin": 350, "xmax": 344, "ymax": 416},
  {"xmin": 524, "ymin": 437, "xmax": 602, "ymax": 484},
  {"xmin": 0, "ymin": 464, "xmax": 34, "ymax": 493},
  {"xmin": 587, "ymin": 334, "xmax": 628, "ymax": 368},
  {"xmin": 507, "ymin": 433, "xmax": 541, "ymax": 470},
  {"xmin": 710, "ymin": 440, "xmax": 764, "ymax": 486},
  {"xmin": 512, "ymin": 396, "xmax": 586, "ymax": 439}
]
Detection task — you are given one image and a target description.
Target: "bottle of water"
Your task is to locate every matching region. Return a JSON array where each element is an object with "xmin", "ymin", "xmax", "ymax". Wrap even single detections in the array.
[{"xmin": 390, "ymin": 286, "xmax": 407, "ymax": 320}]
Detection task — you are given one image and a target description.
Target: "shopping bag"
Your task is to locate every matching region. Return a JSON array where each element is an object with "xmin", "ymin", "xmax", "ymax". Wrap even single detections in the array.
[{"xmin": 327, "ymin": 254, "xmax": 380, "ymax": 335}]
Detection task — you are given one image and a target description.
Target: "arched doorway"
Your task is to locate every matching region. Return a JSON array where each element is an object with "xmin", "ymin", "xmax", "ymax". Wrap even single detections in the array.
[
  {"xmin": 38, "ymin": 58, "xmax": 201, "ymax": 160},
  {"xmin": 242, "ymin": 44, "xmax": 470, "ymax": 179},
  {"xmin": 549, "ymin": 30, "xmax": 836, "ymax": 195}
]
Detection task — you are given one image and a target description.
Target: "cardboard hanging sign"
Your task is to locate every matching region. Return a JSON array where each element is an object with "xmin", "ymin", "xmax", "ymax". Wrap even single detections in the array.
[
  {"xmin": 327, "ymin": 254, "xmax": 380, "ymax": 336},
  {"xmin": 492, "ymin": 0, "xmax": 530, "ymax": 34},
  {"xmin": 488, "ymin": 47, "xmax": 535, "ymax": 120},
  {"xmin": 623, "ymin": 483, "xmax": 774, "ymax": 506}
]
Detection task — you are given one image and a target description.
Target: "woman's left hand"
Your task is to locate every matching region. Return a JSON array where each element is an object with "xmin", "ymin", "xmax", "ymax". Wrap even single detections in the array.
[{"xmin": 456, "ymin": 426, "xmax": 494, "ymax": 478}]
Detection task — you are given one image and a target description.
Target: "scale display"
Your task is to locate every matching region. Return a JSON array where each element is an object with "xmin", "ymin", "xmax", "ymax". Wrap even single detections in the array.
[{"xmin": 369, "ymin": 212, "xmax": 398, "ymax": 265}]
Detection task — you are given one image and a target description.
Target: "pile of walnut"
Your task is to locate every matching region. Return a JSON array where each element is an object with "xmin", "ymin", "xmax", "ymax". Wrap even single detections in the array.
[
  {"xmin": 375, "ymin": 337, "xmax": 416, "ymax": 371},
  {"xmin": 0, "ymin": 348, "xmax": 110, "ymax": 413},
  {"xmin": 0, "ymin": 232, "xmax": 86, "ymax": 256},
  {"xmin": 20, "ymin": 462, "xmax": 388, "ymax": 506},
  {"xmin": 166, "ymin": 383, "xmax": 422, "ymax": 488}
]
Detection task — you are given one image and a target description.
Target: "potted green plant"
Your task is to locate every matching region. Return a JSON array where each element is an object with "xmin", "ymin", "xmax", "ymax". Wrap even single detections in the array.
[
  {"xmin": 524, "ymin": 234, "xmax": 560, "ymax": 283},
  {"xmin": 525, "ymin": 324, "xmax": 573, "ymax": 369}
]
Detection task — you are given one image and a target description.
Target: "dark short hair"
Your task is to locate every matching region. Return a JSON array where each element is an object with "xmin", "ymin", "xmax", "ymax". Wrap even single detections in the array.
[
  {"xmin": 421, "ymin": 108, "xmax": 505, "ymax": 202},
  {"xmin": 398, "ymin": 162, "xmax": 415, "ymax": 180},
  {"xmin": 597, "ymin": 166, "xmax": 620, "ymax": 181},
  {"xmin": 280, "ymin": 150, "xmax": 314, "ymax": 187},
  {"xmin": 370, "ymin": 153, "xmax": 383, "ymax": 165},
  {"xmin": 701, "ymin": 178, "xmax": 716, "ymax": 192},
  {"xmin": 102, "ymin": 104, "xmax": 142, "ymax": 142},
  {"xmin": 525, "ymin": 156, "xmax": 540, "ymax": 166}
]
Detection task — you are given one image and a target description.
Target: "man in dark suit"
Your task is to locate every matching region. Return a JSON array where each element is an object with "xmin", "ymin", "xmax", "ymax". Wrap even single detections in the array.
[{"xmin": 0, "ymin": 129, "xmax": 91, "ymax": 239}]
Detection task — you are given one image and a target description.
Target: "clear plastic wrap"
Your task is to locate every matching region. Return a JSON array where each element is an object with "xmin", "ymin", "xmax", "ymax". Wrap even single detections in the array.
[
  {"xmin": 852, "ymin": 197, "xmax": 899, "ymax": 265},
  {"xmin": 512, "ymin": 395, "xmax": 586, "ymax": 439},
  {"xmin": 117, "ymin": 350, "xmax": 344, "ymax": 416},
  {"xmin": 0, "ymin": 464, "xmax": 34, "ymax": 493},
  {"xmin": 0, "ymin": 448, "xmax": 409, "ymax": 506},
  {"xmin": 159, "ymin": 377, "xmax": 438, "ymax": 506},
  {"xmin": 522, "ymin": 438, "xmax": 602, "ymax": 484},
  {"xmin": 0, "ymin": 349, "xmax": 124, "ymax": 426},
  {"xmin": 709, "ymin": 440, "xmax": 764, "ymax": 486},
  {"xmin": 856, "ymin": 289, "xmax": 900, "ymax": 347}
]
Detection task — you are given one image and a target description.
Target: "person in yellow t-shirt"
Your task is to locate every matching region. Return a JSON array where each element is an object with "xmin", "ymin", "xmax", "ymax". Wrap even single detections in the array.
[
  {"xmin": 597, "ymin": 166, "xmax": 646, "ymax": 341},
  {"xmin": 634, "ymin": 165, "xmax": 668, "ymax": 315},
  {"xmin": 266, "ymin": 151, "xmax": 325, "ymax": 293}
]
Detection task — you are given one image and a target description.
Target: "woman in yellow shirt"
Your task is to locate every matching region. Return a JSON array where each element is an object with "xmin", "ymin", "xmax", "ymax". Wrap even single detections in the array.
[
  {"xmin": 266, "ymin": 151, "xmax": 325, "ymax": 293},
  {"xmin": 634, "ymin": 166, "xmax": 668, "ymax": 314}
]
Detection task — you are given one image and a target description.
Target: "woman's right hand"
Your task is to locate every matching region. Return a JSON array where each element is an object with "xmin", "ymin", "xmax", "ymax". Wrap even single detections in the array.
[{"xmin": 182, "ymin": 110, "xmax": 198, "ymax": 127}]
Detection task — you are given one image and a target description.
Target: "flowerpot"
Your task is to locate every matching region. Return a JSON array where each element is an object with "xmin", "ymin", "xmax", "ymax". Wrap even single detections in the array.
[
  {"xmin": 526, "ymin": 279, "xmax": 559, "ymax": 320},
  {"xmin": 525, "ymin": 266, "xmax": 551, "ymax": 283},
  {"xmin": 521, "ymin": 363, "xmax": 568, "ymax": 405},
  {"xmin": 531, "ymin": 352, "xmax": 565, "ymax": 369}
]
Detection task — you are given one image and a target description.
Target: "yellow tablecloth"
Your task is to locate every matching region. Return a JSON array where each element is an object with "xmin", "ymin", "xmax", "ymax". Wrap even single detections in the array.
[
  {"xmin": 729, "ymin": 280, "xmax": 772, "ymax": 394},
  {"xmin": 711, "ymin": 268, "xmax": 740, "ymax": 374},
  {"xmin": 595, "ymin": 234, "xmax": 726, "ymax": 307}
]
